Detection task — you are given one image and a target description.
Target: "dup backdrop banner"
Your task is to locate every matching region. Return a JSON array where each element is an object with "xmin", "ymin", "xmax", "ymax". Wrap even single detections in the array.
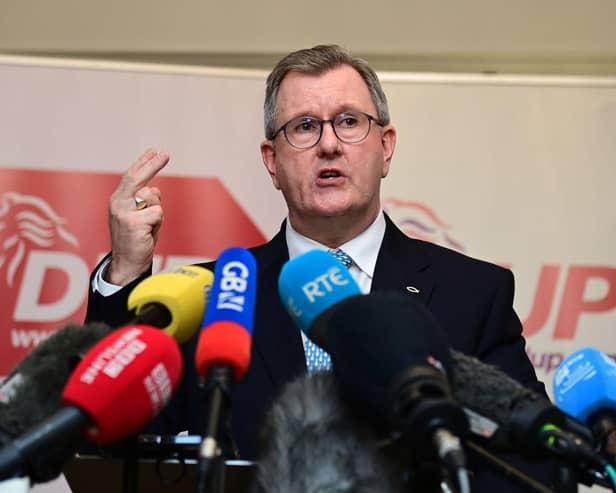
[{"xmin": 1, "ymin": 55, "xmax": 615, "ymax": 399}]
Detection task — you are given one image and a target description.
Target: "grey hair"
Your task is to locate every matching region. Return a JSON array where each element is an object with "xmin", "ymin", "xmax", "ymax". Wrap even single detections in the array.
[{"xmin": 263, "ymin": 44, "xmax": 390, "ymax": 140}]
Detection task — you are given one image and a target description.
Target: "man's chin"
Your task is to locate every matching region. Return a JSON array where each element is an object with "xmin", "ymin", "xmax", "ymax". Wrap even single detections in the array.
[{"xmin": 308, "ymin": 202, "xmax": 364, "ymax": 219}]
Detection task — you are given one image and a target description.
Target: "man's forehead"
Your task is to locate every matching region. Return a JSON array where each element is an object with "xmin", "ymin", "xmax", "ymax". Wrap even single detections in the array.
[{"xmin": 275, "ymin": 65, "xmax": 375, "ymax": 118}]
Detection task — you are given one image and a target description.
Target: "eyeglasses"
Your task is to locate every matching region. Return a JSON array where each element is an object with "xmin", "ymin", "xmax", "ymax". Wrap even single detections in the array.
[{"xmin": 272, "ymin": 111, "xmax": 383, "ymax": 149}]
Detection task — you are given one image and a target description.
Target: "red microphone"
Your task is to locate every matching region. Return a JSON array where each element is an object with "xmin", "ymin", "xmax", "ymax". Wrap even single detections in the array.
[
  {"xmin": 63, "ymin": 324, "xmax": 182, "ymax": 443},
  {"xmin": 0, "ymin": 325, "xmax": 182, "ymax": 480}
]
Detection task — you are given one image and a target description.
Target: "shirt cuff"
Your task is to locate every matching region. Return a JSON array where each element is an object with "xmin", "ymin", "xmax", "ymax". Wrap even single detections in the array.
[{"xmin": 91, "ymin": 257, "xmax": 122, "ymax": 297}]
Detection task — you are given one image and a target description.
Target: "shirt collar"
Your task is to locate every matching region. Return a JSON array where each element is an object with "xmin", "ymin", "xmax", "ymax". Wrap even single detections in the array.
[{"xmin": 285, "ymin": 211, "xmax": 386, "ymax": 279}]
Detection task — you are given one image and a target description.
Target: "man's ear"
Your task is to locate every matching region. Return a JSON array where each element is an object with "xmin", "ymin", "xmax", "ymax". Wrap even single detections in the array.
[
  {"xmin": 260, "ymin": 140, "xmax": 280, "ymax": 190},
  {"xmin": 380, "ymin": 124, "xmax": 397, "ymax": 178}
]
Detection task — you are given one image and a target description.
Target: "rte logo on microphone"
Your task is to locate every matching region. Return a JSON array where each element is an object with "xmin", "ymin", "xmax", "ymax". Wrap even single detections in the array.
[{"xmin": 302, "ymin": 266, "xmax": 350, "ymax": 303}]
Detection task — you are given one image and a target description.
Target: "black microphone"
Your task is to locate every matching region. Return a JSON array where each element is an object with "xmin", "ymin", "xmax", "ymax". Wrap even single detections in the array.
[
  {"xmin": 314, "ymin": 291, "xmax": 470, "ymax": 490},
  {"xmin": 448, "ymin": 350, "xmax": 613, "ymax": 487},
  {"xmin": 448, "ymin": 350, "xmax": 585, "ymax": 455},
  {"xmin": 315, "ymin": 292, "xmax": 609, "ymax": 487}
]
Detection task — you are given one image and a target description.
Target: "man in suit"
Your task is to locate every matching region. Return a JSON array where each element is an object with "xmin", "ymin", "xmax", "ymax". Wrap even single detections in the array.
[{"xmin": 86, "ymin": 45, "xmax": 554, "ymax": 491}]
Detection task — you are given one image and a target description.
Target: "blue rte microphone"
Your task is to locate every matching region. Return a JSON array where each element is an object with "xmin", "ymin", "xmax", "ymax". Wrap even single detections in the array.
[
  {"xmin": 195, "ymin": 247, "xmax": 257, "ymax": 382},
  {"xmin": 554, "ymin": 347, "xmax": 616, "ymax": 460},
  {"xmin": 278, "ymin": 249, "xmax": 361, "ymax": 340}
]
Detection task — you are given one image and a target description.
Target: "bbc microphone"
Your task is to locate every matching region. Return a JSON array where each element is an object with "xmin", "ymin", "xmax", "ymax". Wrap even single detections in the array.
[
  {"xmin": 0, "ymin": 324, "xmax": 182, "ymax": 482},
  {"xmin": 0, "ymin": 322, "xmax": 114, "ymax": 483},
  {"xmin": 194, "ymin": 247, "xmax": 257, "ymax": 493},
  {"xmin": 127, "ymin": 264, "xmax": 214, "ymax": 343}
]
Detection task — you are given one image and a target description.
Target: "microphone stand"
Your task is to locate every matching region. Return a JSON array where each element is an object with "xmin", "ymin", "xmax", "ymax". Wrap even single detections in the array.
[
  {"xmin": 121, "ymin": 437, "xmax": 139, "ymax": 493},
  {"xmin": 196, "ymin": 366, "xmax": 234, "ymax": 493},
  {"xmin": 465, "ymin": 440, "xmax": 557, "ymax": 493}
]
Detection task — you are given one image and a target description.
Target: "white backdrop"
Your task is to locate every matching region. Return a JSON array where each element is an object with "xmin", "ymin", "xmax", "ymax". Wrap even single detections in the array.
[{"xmin": 1, "ymin": 56, "xmax": 615, "ymax": 492}]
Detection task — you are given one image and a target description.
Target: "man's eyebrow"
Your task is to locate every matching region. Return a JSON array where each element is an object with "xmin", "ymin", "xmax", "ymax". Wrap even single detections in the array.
[{"xmin": 285, "ymin": 106, "xmax": 364, "ymax": 121}]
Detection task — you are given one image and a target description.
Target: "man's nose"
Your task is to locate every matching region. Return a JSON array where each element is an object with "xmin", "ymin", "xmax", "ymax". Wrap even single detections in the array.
[{"xmin": 317, "ymin": 121, "xmax": 342, "ymax": 155}]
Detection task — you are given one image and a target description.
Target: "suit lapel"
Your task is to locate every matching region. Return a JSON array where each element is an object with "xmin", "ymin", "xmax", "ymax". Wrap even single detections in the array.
[
  {"xmin": 372, "ymin": 214, "xmax": 435, "ymax": 306},
  {"xmin": 251, "ymin": 224, "xmax": 306, "ymax": 388}
]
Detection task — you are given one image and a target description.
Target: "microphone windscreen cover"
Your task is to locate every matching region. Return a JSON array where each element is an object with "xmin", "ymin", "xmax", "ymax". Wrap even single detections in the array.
[
  {"xmin": 195, "ymin": 320, "xmax": 252, "ymax": 381},
  {"xmin": 127, "ymin": 265, "xmax": 214, "ymax": 343},
  {"xmin": 321, "ymin": 292, "xmax": 452, "ymax": 419},
  {"xmin": 196, "ymin": 247, "xmax": 257, "ymax": 380},
  {"xmin": 62, "ymin": 325, "xmax": 182, "ymax": 443},
  {"xmin": 278, "ymin": 249, "xmax": 361, "ymax": 337},
  {"xmin": 257, "ymin": 371, "xmax": 406, "ymax": 493}
]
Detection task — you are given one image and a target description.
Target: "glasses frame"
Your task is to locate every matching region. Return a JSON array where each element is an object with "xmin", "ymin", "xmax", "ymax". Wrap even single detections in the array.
[{"xmin": 271, "ymin": 111, "xmax": 384, "ymax": 149}]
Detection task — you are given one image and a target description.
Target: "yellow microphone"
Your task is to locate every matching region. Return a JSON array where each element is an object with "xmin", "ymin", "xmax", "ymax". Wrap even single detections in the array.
[{"xmin": 127, "ymin": 265, "xmax": 214, "ymax": 344}]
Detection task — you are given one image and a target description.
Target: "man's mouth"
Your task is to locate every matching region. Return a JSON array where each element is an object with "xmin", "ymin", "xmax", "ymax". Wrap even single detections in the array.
[{"xmin": 319, "ymin": 169, "xmax": 342, "ymax": 179}]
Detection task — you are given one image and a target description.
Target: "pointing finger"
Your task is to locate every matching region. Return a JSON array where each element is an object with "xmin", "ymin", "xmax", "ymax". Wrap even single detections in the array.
[{"xmin": 117, "ymin": 149, "xmax": 170, "ymax": 200}]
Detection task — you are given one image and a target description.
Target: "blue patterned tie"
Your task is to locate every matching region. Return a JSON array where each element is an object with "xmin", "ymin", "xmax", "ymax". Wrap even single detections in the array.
[
  {"xmin": 304, "ymin": 248, "xmax": 353, "ymax": 373},
  {"xmin": 328, "ymin": 248, "xmax": 353, "ymax": 269},
  {"xmin": 304, "ymin": 338, "xmax": 332, "ymax": 374}
]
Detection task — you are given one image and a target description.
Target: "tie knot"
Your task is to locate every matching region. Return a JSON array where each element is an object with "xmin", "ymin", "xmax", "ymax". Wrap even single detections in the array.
[{"xmin": 328, "ymin": 248, "xmax": 353, "ymax": 269}]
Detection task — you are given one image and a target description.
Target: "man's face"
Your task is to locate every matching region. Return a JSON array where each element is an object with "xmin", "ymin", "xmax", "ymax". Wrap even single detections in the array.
[{"xmin": 260, "ymin": 65, "xmax": 396, "ymax": 227}]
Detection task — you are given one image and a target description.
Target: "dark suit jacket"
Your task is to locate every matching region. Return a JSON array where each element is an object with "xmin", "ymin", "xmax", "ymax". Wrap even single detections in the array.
[{"xmin": 85, "ymin": 214, "xmax": 554, "ymax": 491}]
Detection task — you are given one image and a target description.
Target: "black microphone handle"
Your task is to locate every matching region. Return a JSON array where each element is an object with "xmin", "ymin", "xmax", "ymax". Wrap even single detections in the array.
[
  {"xmin": 588, "ymin": 409, "xmax": 616, "ymax": 460},
  {"xmin": 197, "ymin": 365, "xmax": 234, "ymax": 493},
  {"xmin": 0, "ymin": 406, "xmax": 88, "ymax": 480}
]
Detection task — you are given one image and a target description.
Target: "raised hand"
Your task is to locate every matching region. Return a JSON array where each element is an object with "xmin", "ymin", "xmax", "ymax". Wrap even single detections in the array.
[{"xmin": 105, "ymin": 149, "xmax": 170, "ymax": 286}]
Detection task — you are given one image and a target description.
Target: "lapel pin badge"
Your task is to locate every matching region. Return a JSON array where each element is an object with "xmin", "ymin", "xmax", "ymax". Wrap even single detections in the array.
[{"xmin": 406, "ymin": 286, "xmax": 420, "ymax": 294}]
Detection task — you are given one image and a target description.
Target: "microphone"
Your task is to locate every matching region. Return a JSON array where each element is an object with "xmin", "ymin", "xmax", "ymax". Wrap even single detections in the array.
[
  {"xmin": 450, "ymin": 349, "xmax": 614, "ymax": 489},
  {"xmin": 127, "ymin": 264, "xmax": 214, "ymax": 343},
  {"xmin": 278, "ymin": 252, "xmax": 469, "ymax": 488},
  {"xmin": 554, "ymin": 347, "xmax": 616, "ymax": 461},
  {"xmin": 0, "ymin": 264, "xmax": 210, "ymax": 425},
  {"xmin": 257, "ymin": 371, "xmax": 407, "ymax": 493},
  {"xmin": 194, "ymin": 247, "xmax": 257, "ymax": 492},
  {"xmin": 0, "ymin": 324, "xmax": 182, "ymax": 482},
  {"xmin": 0, "ymin": 322, "xmax": 113, "ymax": 410},
  {"xmin": 311, "ymin": 290, "xmax": 609, "ymax": 487},
  {"xmin": 278, "ymin": 249, "xmax": 361, "ymax": 340},
  {"xmin": 0, "ymin": 322, "xmax": 122, "ymax": 484},
  {"xmin": 278, "ymin": 252, "xmax": 592, "ymax": 458},
  {"xmin": 318, "ymin": 293, "xmax": 469, "ymax": 481},
  {"xmin": 449, "ymin": 350, "xmax": 586, "ymax": 456},
  {"xmin": 0, "ymin": 322, "xmax": 114, "ymax": 482}
]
